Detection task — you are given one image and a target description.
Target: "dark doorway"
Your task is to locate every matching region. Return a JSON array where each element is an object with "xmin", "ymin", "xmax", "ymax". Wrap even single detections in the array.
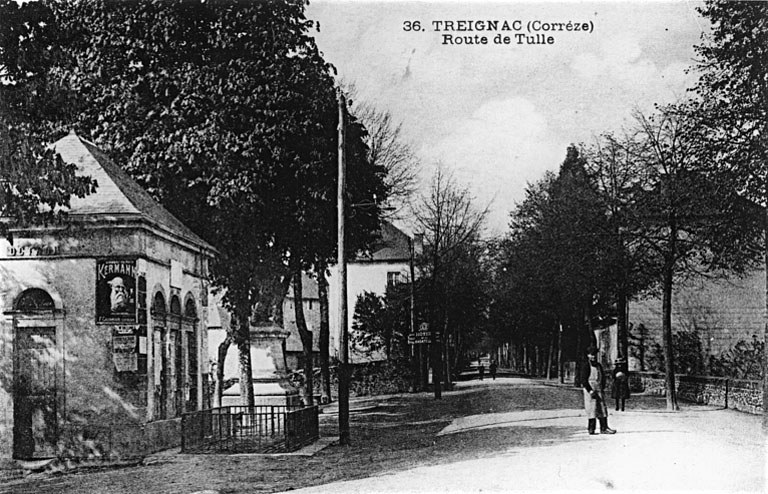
[{"xmin": 13, "ymin": 326, "xmax": 58, "ymax": 459}]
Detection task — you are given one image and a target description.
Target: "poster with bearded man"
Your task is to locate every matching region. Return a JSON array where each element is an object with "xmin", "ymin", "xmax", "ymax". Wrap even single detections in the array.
[{"xmin": 96, "ymin": 259, "xmax": 137, "ymax": 324}]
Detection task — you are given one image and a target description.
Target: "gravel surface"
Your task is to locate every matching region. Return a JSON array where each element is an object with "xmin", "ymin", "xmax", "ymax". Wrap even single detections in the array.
[{"xmin": 2, "ymin": 377, "xmax": 764, "ymax": 494}]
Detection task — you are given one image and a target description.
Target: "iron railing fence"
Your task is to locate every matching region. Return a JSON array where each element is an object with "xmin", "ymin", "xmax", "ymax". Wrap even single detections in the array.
[{"xmin": 181, "ymin": 405, "xmax": 319, "ymax": 454}]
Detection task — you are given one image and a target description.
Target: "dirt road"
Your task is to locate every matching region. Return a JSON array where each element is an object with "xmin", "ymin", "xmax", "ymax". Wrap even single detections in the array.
[{"xmin": 3, "ymin": 377, "xmax": 764, "ymax": 493}]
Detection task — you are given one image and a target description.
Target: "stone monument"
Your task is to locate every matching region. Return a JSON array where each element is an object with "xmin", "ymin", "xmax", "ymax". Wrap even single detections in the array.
[{"xmin": 222, "ymin": 323, "xmax": 300, "ymax": 407}]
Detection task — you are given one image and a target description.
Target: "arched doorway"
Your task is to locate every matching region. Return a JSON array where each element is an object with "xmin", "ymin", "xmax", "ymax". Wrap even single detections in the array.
[{"xmin": 11, "ymin": 288, "xmax": 60, "ymax": 459}]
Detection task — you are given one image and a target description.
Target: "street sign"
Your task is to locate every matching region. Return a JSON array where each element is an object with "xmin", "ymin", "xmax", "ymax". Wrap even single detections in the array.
[{"xmin": 408, "ymin": 328, "xmax": 441, "ymax": 345}]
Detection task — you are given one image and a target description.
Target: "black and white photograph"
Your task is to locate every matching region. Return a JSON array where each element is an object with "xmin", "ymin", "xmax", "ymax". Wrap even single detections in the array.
[{"xmin": 0, "ymin": 0, "xmax": 765, "ymax": 493}]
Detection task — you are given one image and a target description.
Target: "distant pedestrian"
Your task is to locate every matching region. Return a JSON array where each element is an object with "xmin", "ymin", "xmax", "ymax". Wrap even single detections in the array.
[
  {"xmin": 580, "ymin": 346, "xmax": 616, "ymax": 435},
  {"xmin": 611, "ymin": 356, "xmax": 630, "ymax": 411},
  {"xmin": 489, "ymin": 361, "xmax": 498, "ymax": 380},
  {"xmin": 478, "ymin": 363, "xmax": 485, "ymax": 380}
]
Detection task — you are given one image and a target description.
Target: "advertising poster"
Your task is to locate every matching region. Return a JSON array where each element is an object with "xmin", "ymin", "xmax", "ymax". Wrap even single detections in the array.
[{"xmin": 96, "ymin": 259, "xmax": 137, "ymax": 324}]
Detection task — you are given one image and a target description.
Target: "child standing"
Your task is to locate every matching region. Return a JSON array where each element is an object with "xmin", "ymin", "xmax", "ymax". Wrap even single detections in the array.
[{"xmin": 611, "ymin": 356, "xmax": 630, "ymax": 411}]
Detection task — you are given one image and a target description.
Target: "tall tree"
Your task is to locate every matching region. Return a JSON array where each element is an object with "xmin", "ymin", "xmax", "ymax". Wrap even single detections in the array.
[
  {"xmin": 689, "ymin": 0, "xmax": 768, "ymax": 427},
  {"xmin": 584, "ymin": 133, "xmax": 656, "ymax": 361},
  {"xmin": 354, "ymin": 102, "xmax": 420, "ymax": 215},
  {"xmin": 496, "ymin": 147, "xmax": 613, "ymax": 383},
  {"xmin": 10, "ymin": 0, "xmax": 384, "ymax": 406},
  {"xmin": 413, "ymin": 167, "xmax": 488, "ymax": 398},
  {"xmin": 632, "ymin": 107, "xmax": 763, "ymax": 410},
  {"xmin": 0, "ymin": 0, "xmax": 97, "ymax": 239}
]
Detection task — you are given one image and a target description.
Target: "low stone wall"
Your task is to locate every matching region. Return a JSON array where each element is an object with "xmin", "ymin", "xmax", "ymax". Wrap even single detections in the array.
[
  {"xmin": 676, "ymin": 375, "xmax": 727, "ymax": 408},
  {"xmin": 630, "ymin": 372, "xmax": 762, "ymax": 415},
  {"xmin": 728, "ymin": 379, "xmax": 762, "ymax": 415},
  {"xmin": 59, "ymin": 418, "xmax": 181, "ymax": 459}
]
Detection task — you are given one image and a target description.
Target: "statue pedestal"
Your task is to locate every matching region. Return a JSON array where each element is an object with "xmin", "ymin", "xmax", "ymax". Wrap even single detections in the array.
[
  {"xmin": 222, "ymin": 324, "xmax": 300, "ymax": 407},
  {"xmin": 250, "ymin": 324, "xmax": 300, "ymax": 407}
]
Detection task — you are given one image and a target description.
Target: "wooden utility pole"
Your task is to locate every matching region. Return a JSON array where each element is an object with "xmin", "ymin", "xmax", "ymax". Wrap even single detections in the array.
[
  {"xmin": 409, "ymin": 237, "xmax": 419, "ymax": 391},
  {"xmin": 337, "ymin": 89, "xmax": 350, "ymax": 445}
]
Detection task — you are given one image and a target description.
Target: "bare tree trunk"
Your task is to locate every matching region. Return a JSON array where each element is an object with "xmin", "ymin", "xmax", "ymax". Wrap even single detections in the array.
[
  {"xmin": 432, "ymin": 339, "xmax": 443, "ymax": 399},
  {"xmin": 443, "ymin": 318, "xmax": 451, "ymax": 385},
  {"xmin": 557, "ymin": 321, "xmax": 564, "ymax": 384},
  {"xmin": 292, "ymin": 267, "xmax": 314, "ymax": 407},
  {"xmin": 317, "ymin": 268, "xmax": 332, "ymax": 404},
  {"xmin": 215, "ymin": 334, "xmax": 232, "ymax": 407},
  {"xmin": 617, "ymin": 286, "xmax": 629, "ymax": 359},
  {"xmin": 546, "ymin": 330, "xmax": 554, "ymax": 380},
  {"xmin": 575, "ymin": 322, "xmax": 583, "ymax": 387},
  {"xmin": 522, "ymin": 342, "xmax": 528, "ymax": 375},
  {"xmin": 662, "ymin": 257, "xmax": 679, "ymax": 411},
  {"xmin": 237, "ymin": 335, "xmax": 254, "ymax": 407},
  {"xmin": 420, "ymin": 344, "xmax": 429, "ymax": 388}
]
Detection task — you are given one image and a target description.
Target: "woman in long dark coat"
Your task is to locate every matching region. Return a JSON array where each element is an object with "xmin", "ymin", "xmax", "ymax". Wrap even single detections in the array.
[{"xmin": 611, "ymin": 356, "xmax": 630, "ymax": 411}]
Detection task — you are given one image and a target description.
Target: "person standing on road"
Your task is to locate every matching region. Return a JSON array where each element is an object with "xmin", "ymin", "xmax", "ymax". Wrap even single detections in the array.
[
  {"xmin": 611, "ymin": 356, "xmax": 630, "ymax": 411},
  {"xmin": 580, "ymin": 346, "xmax": 616, "ymax": 435},
  {"xmin": 490, "ymin": 361, "xmax": 498, "ymax": 380},
  {"xmin": 479, "ymin": 363, "xmax": 485, "ymax": 380}
]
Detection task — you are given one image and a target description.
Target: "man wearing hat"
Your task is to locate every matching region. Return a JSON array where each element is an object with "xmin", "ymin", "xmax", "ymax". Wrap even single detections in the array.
[{"xmin": 580, "ymin": 346, "xmax": 616, "ymax": 435}]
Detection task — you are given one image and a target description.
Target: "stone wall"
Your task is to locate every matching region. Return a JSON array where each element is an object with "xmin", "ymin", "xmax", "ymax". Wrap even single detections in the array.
[
  {"xmin": 676, "ymin": 375, "xmax": 727, "ymax": 408},
  {"xmin": 728, "ymin": 379, "xmax": 762, "ymax": 415},
  {"xmin": 631, "ymin": 372, "xmax": 762, "ymax": 415},
  {"xmin": 58, "ymin": 418, "xmax": 181, "ymax": 459}
]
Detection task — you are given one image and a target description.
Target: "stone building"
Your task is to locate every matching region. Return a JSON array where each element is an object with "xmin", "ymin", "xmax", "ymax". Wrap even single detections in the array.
[{"xmin": 0, "ymin": 133, "xmax": 215, "ymax": 460}]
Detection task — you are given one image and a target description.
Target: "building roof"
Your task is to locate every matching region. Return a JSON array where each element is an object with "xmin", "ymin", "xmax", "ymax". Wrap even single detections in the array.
[
  {"xmin": 54, "ymin": 132, "xmax": 214, "ymax": 253},
  {"xmin": 355, "ymin": 221, "xmax": 411, "ymax": 262}
]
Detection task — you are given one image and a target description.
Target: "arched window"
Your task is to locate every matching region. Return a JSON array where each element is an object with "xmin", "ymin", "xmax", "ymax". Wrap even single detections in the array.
[
  {"xmin": 184, "ymin": 298, "xmax": 197, "ymax": 320},
  {"xmin": 170, "ymin": 296, "xmax": 181, "ymax": 315},
  {"xmin": 15, "ymin": 289, "xmax": 55, "ymax": 311},
  {"xmin": 152, "ymin": 292, "xmax": 166, "ymax": 315}
]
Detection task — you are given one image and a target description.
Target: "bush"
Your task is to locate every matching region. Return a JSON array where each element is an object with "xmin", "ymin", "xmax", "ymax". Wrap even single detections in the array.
[
  {"xmin": 288, "ymin": 358, "xmax": 413, "ymax": 399},
  {"xmin": 708, "ymin": 336, "xmax": 764, "ymax": 380},
  {"xmin": 646, "ymin": 330, "xmax": 705, "ymax": 375}
]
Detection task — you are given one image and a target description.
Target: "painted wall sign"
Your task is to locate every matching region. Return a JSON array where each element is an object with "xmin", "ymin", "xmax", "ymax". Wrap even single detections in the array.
[
  {"xmin": 96, "ymin": 259, "xmax": 137, "ymax": 324},
  {"xmin": 1, "ymin": 239, "xmax": 61, "ymax": 258}
]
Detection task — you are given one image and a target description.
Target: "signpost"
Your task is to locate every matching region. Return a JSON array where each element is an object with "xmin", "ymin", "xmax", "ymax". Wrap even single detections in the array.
[{"xmin": 408, "ymin": 322, "xmax": 440, "ymax": 345}]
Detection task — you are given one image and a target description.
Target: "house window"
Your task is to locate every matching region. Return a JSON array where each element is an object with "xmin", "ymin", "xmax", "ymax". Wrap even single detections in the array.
[{"xmin": 387, "ymin": 272, "xmax": 403, "ymax": 287}]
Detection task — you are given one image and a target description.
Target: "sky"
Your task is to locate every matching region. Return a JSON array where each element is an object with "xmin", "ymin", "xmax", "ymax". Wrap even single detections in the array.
[{"xmin": 305, "ymin": 0, "xmax": 708, "ymax": 235}]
